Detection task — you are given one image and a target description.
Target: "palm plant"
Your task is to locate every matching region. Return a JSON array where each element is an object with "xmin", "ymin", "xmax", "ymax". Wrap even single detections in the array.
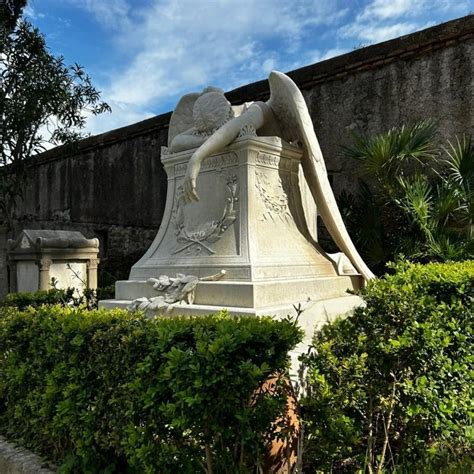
[
  {"xmin": 443, "ymin": 135, "xmax": 474, "ymax": 238},
  {"xmin": 339, "ymin": 121, "xmax": 473, "ymax": 273},
  {"xmin": 343, "ymin": 120, "xmax": 438, "ymax": 184}
]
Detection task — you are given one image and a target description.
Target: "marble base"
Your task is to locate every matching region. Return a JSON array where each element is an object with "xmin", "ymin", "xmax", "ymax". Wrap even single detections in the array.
[{"xmin": 114, "ymin": 274, "xmax": 360, "ymax": 308}]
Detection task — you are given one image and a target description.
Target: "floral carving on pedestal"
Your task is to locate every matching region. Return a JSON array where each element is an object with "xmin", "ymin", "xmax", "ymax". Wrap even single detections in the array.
[
  {"xmin": 172, "ymin": 175, "xmax": 239, "ymax": 255},
  {"xmin": 255, "ymin": 169, "xmax": 292, "ymax": 223}
]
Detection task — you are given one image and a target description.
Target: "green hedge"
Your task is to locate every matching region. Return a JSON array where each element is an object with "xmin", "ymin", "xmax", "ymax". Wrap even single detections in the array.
[
  {"xmin": 301, "ymin": 261, "xmax": 474, "ymax": 472},
  {"xmin": 1, "ymin": 288, "xmax": 75, "ymax": 310},
  {"xmin": 2, "ymin": 286, "xmax": 116, "ymax": 311},
  {"xmin": 0, "ymin": 307, "xmax": 302, "ymax": 472}
]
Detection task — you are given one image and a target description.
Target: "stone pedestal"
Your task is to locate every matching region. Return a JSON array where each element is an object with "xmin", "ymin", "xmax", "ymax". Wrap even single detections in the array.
[
  {"xmin": 130, "ymin": 135, "xmax": 334, "ymax": 281},
  {"xmin": 101, "ymin": 136, "xmax": 364, "ymax": 371}
]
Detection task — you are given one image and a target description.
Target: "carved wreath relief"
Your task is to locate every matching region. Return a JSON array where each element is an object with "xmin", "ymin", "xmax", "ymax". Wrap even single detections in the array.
[
  {"xmin": 255, "ymin": 153, "xmax": 292, "ymax": 223},
  {"xmin": 172, "ymin": 174, "xmax": 239, "ymax": 256}
]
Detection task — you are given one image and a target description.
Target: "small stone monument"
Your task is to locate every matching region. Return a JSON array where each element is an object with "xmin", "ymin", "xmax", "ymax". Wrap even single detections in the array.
[
  {"xmin": 7, "ymin": 230, "xmax": 99, "ymax": 293},
  {"xmin": 100, "ymin": 71, "xmax": 375, "ymax": 364}
]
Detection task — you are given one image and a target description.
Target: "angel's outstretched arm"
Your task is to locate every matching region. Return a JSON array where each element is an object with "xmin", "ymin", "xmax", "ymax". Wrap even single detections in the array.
[{"xmin": 183, "ymin": 103, "xmax": 266, "ymax": 202}]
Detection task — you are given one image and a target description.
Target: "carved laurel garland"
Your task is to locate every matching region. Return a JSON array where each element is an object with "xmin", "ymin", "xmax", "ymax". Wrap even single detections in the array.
[
  {"xmin": 255, "ymin": 168, "xmax": 292, "ymax": 223},
  {"xmin": 172, "ymin": 174, "xmax": 239, "ymax": 255}
]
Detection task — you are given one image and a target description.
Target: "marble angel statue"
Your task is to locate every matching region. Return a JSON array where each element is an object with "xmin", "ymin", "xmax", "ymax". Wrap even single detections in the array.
[{"xmin": 169, "ymin": 71, "xmax": 375, "ymax": 281}]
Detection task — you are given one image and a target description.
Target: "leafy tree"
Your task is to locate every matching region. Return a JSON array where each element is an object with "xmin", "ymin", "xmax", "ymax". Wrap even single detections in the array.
[
  {"xmin": 0, "ymin": 0, "xmax": 26, "ymax": 31},
  {"xmin": 339, "ymin": 121, "xmax": 473, "ymax": 272},
  {"xmin": 0, "ymin": 19, "xmax": 110, "ymax": 228}
]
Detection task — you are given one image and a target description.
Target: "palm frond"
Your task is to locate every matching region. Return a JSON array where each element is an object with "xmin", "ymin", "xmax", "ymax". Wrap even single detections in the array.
[
  {"xmin": 342, "ymin": 129, "xmax": 397, "ymax": 177},
  {"xmin": 396, "ymin": 173, "xmax": 433, "ymax": 238},
  {"xmin": 342, "ymin": 121, "xmax": 438, "ymax": 185},
  {"xmin": 341, "ymin": 123, "xmax": 472, "ymax": 265},
  {"xmin": 426, "ymin": 234, "xmax": 469, "ymax": 261},
  {"xmin": 432, "ymin": 181, "xmax": 461, "ymax": 227},
  {"xmin": 449, "ymin": 188, "xmax": 474, "ymax": 234},
  {"xmin": 397, "ymin": 120, "xmax": 438, "ymax": 163},
  {"xmin": 443, "ymin": 135, "xmax": 474, "ymax": 192}
]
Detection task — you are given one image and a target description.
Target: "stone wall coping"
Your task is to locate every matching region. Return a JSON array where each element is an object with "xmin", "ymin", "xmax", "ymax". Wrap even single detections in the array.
[
  {"xmin": 28, "ymin": 14, "xmax": 473, "ymax": 168},
  {"xmin": 0, "ymin": 435, "xmax": 55, "ymax": 473}
]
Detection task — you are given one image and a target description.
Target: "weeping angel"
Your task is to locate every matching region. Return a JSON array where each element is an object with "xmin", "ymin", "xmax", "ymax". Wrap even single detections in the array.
[{"xmin": 169, "ymin": 71, "xmax": 374, "ymax": 281}]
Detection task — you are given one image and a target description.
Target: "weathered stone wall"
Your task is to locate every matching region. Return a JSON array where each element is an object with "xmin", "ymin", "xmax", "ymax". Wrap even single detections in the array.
[
  {"xmin": 9, "ymin": 120, "xmax": 171, "ymax": 289},
  {"xmin": 225, "ymin": 15, "xmax": 473, "ymax": 195},
  {"xmin": 3, "ymin": 15, "xmax": 472, "ymax": 294}
]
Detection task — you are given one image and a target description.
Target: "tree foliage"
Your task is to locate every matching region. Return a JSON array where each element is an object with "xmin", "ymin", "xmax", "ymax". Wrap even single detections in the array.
[
  {"xmin": 0, "ymin": 0, "xmax": 26, "ymax": 31},
  {"xmin": 339, "ymin": 122, "xmax": 473, "ymax": 272},
  {"xmin": 0, "ymin": 19, "xmax": 110, "ymax": 227}
]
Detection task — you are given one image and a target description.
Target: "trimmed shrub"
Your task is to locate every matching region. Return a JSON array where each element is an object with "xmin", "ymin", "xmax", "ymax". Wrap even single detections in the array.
[
  {"xmin": 0, "ymin": 307, "xmax": 302, "ymax": 472},
  {"xmin": 1, "ymin": 288, "xmax": 75, "ymax": 310},
  {"xmin": 301, "ymin": 261, "xmax": 474, "ymax": 472},
  {"xmin": 2, "ymin": 285, "xmax": 116, "ymax": 311}
]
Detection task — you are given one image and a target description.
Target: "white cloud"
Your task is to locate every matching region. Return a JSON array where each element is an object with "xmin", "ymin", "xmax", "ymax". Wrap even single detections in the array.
[
  {"xmin": 23, "ymin": 5, "xmax": 37, "ymax": 19},
  {"xmin": 23, "ymin": 5, "xmax": 45, "ymax": 20},
  {"xmin": 111, "ymin": 0, "xmax": 332, "ymax": 103},
  {"xmin": 323, "ymin": 47, "xmax": 348, "ymax": 60},
  {"xmin": 262, "ymin": 58, "xmax": 277, "ymax": 75},
  {"xmin": 340, "ymin": 0, "xmax": 473, "ymax": 46},
  {"xmin": 65, "ymin": 0, "xmax": 351, "ymax": 134},
  {"xmin": 83, "ymin": 100, "xmax": 155, "ymax": 136},
  {"xmin": 67, "ymin": 0, "xmax": 472, "ymax": 136},
  {"xmin": 68, "ymin": 0, "xmax": 132, "ymax": 30},
  {"xmin": 339, "ymin": 0, "xmax": 454, "ymax": 44},
  {"xmin": 358, "ymin": 0, "xmax": 426, "ymax": 21},
  {"xmin": 435, "ymin": 0, "xmax": 472, "ymax": 13},
  {"xmin": 340, "ymin": 21, "xmax": 426, "ymax": 43},
  {"xmin": 307, "ymin": 47, "xmax": 348, "ymax": 64},
  {"xmin": 300, "ymin": 48, "xmax": 347, "ymax": 69}
]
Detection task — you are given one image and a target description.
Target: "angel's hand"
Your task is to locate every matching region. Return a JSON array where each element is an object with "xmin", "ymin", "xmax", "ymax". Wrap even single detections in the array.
[{"xmin": 184, "ymin": 154, "xmax": 201, "ymax": 202}]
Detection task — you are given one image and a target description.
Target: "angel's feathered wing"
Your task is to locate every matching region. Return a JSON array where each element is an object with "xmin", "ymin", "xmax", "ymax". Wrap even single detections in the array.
[{"xmin": 268, "ymin": 71, "xmax": 375, "ymax": 281}]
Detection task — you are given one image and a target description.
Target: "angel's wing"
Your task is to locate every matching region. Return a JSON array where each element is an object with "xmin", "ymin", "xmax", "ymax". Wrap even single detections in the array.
[
  {"xmin": 268, "ymin": 71, "xmax": 375, "ymax": 281},
  {"xmin": 167, "ymin": 93, "xmax": 200, "ymax": 148}
]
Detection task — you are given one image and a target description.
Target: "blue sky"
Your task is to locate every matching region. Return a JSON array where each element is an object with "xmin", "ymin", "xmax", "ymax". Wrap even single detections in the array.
[{"xmin": 24, "ymin": 0, "xmax": 472, "ymax": 136}]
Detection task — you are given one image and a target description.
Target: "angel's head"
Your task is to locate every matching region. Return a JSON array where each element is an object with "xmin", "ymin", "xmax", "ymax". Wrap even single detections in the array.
[{"xmin": 193, "ymin": 88, "xmax": 234, "ymax": 133}]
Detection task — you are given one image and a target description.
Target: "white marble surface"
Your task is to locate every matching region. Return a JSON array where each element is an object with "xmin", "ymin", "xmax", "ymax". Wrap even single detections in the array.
[{"xmin": 50, "ymin": 262, "xmax": 87, "ymax": 293}]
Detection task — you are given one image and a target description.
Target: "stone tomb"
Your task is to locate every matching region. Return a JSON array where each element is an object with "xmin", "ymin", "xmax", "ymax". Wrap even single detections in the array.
[
  {"xmin": 7, "ymin": 230, "xmax": 99, "ymax": 294},
  {"xmin": 100, "ymin": 135, "xmax": 363, "ymax": 358}
]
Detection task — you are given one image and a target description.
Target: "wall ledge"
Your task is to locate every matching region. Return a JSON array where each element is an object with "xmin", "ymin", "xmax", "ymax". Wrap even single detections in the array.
[{"xmin": 0, "ymin": 435, "xmax": 55, "ymax": 473}]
